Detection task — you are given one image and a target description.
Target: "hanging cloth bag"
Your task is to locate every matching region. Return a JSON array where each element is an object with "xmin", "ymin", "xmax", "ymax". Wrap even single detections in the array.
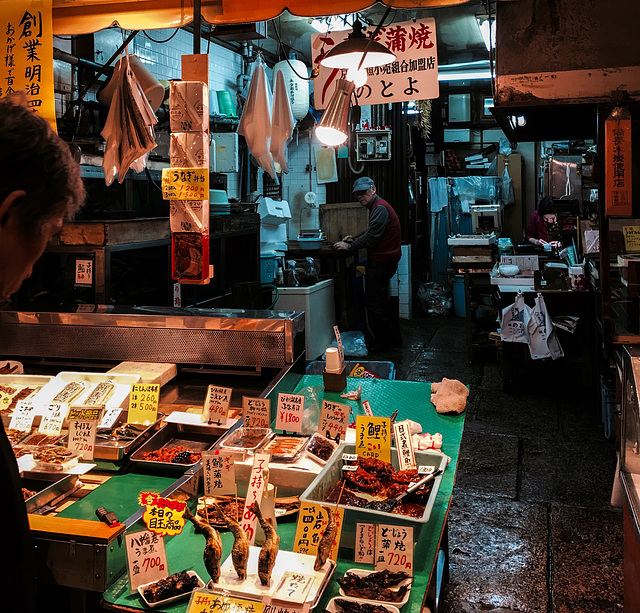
[
  {"xmin": 500, "ymin": 290, "xmax": 531, "ymax": 344},
  {"xmin": 527, "ymin": 293, "xmax": 564, "ymax": 360}
]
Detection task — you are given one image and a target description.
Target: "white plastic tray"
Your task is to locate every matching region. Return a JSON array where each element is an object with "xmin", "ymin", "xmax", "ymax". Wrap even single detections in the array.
[
  {"xmin": 327, "ymin": 596, "xmax": 400, "ymax": 613},
  {"xmin": 338, "ymin": 568, "xmax": 412, "ymax": 607}
]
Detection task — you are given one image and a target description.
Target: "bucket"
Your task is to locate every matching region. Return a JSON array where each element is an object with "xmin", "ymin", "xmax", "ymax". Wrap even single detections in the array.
[{"xmin": 452, "ymin": 274, "xmax": 466, "ymax": 318}]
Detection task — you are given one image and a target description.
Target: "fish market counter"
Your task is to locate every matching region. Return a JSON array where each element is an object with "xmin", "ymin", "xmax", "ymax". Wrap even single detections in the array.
[{"xmin": 93, "ymin": 376, "xmax": 465, "ymax": 613}]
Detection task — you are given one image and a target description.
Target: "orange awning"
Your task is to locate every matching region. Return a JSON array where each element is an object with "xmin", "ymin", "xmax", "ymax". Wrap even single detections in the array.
[{"xmin": 53, "ymin": 0, "xmax": 470, "ymax": 35}]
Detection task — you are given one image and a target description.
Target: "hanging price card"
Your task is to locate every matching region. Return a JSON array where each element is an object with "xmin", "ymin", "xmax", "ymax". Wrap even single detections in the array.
[
  {"xmin": 355, "ymin": 523, "xmax": 376, "ymax": 564},
  {"xmin": 139, "ymin": 492, "xmax": 187, "ymax": 537},
  {"xmin": 128, "ymin": 383, "xmax": 160, "ymax": 425},
  {"xmin": 125, "ymin": 529, "xmax": 168, "ymax": 593},
  {"xmin": 240, "ymin": 453, "xmax": 270, "ymax": 545},
  {"xmin": 362, "ymin": 400, "xmax": 374, "ymax": 416},
  {"xmin": 355, "ymin": 415, "xmax": 391, "ymax": 462},
  {"xmin": 68, "ymin": 406, "xmax": 103, "ymax": 460},
  {"xmin": 242, "ymin": 396, "xmax": 271, "ymax": 429},
  {"xmin": 276, "ymin": 393, "xmax": 304, "ymax": 432},
  {"xmin": 39, "ymin": 402, "xmax": 69, "ymax": 435},
  {"xmin": 8, "ymin": 400, "xmax": 36, "ymax": 432},
  {"xmin": 272, "ymin": 571, "xmax": 315, "ymax": 604},
  {"xmin": 201, "ymin": 450, "xmax": 236, "ymax": 496},
  {"xmin": 161, "ymin": 167, "xmax": 209, "ymax": 201},
  {"xmin": 98, "ymin": 407, "xmax": 122, "ymax": 430},
  {"xmin": 374, "ymin": 524, "xmax": 414, "ymax": 575},
  {"xmin": 393, "ymin": 422, "xmax": 417, "ymax": 471},
  {"xmin": 318, "ymin": 400, "xmax": 350, "ymax": 443},
  {"xmin": 202, "ymin": 385, "xmax": 231, "ymax": 425},
  {"xmin": 293, "ymin": 502, "xmax": 344, "ymax": 560},
  {"xmin": 187, "ymin": 592, "xmax": 263, "ymax": 613}
]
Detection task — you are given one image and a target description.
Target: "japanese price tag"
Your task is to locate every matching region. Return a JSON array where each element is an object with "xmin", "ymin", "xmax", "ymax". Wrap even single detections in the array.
[
  {"xmin": 38, "ymin": 402, "xmax": 69, "ymax": 435},
  {"xmin": 67, "ymin": 406, "xmax": 103, "ymax": 460},
  {"xmin": 362, "ymin": 400, "xmax": 374, "ymax": 416},
  {"xmin": 240, "ymin": 453, "xmax": 270, "ymax": 545},
  {"xmin": 276, "ymin": 392, "xmax": 304, "ymax": 432},
  {"xmin": 187, "ymin": 593, "xmax": 263, "ymax": 613},
  {"xmin": 139, "ymin": 492, "xmax": 187, "ymax": 537},
  {"xmin": 318, "ymin": 400, "xmax": 350, "ymax": 443},
  {"xmin": 333, "ymin": 325, "xmax": 344, "ymax": 364},
  {"xmin": 293, "ymin": 502, "xmax": 344, "ymax": 560},
  {"xmin": 374, "ymin": 524, "xmax": 414, "ymax": 575},
  {"xmin": 355, "ymin": 415, "xmax": 391, "ymax": 462},
  {"xmin": 242, "ymin": 396, "xmax": 270, "ymax": 429},
  {"xmin": 8, "ymin": 400, "xmax": 36, "ymax": 432},
  {"xmin": 393, "ymin": 421, "xmax": 417, "ymax": 471},
  {"xmin": 272, "ymin": 571, "xmax": 315, "ymax": 604},
  {"xmin": 202, "ymin": 385, "xmax": 231, "ymax": 425},
  {"xmin": 263, "ymin": 604, "xmax": 306, "ymax": 613},
  {"xmin": 74, "ymin": 258, "xmax": 93, "ymax": 286},
  {"xmin": 161, "ymin": 167, "xmax": 209, "ymax": 201},
  {"xmin": 98, "ymin": 407, "xmax": 122, "ymax": 430},
  {"xmin": 201, "ymin": 450, "xmax": 236, "ymax": 496},
  {"xmin": 128, "ymin": 383, "xmax": 160, "ymax": 425},
  {"xmin": 124, "ymin": 529, "xmax": 168, "ymax": 593},
  {"xmin": 355, "ymin": 522, "xmax": 376, "ymax": 564}
]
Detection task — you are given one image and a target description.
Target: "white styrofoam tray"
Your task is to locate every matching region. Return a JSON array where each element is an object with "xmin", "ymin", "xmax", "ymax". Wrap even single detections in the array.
[{"xmin": 327, "ymin": 596, "xmax": 400, "ymax": 613}]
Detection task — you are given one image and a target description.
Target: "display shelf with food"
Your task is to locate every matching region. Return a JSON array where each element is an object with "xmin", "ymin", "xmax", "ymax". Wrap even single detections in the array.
[
  {"xmin": 138, "ymin": 571, "xmax": 205, "ymax": 608},
  {"xmin": 261, "ymin": 434, "xmax": 309, "ymax": 462}
]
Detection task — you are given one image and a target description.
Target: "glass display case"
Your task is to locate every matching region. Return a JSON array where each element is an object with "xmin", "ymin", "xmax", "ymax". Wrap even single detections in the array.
[{"xmin": 621, "ymin": 345, "xmax": 640, "ymax": 527}]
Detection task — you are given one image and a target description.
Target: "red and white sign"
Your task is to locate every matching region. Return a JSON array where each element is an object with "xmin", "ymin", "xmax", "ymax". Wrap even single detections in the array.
[{"xmin": 240, "ymin": 453, "xmax": 270, "ymax": 545}]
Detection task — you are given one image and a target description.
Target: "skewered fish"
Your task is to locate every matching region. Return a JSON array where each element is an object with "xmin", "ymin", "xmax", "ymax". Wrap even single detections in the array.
[
  {"xmin": 337, "ymin": 570, "xmax": 410, "ymax": 602},
  {"xmin": 250, "ymin": 501, "xmax": 279, "ymax": 586},
  {"xmin": 314, "ymin": 506, "xmax": 337, "ymax": 571},
  {"xmin": 184, "ymin": 507, "xmax": 223, "ymax": 584},
  {"xmin": 209, "ymin": 503, "xmax": 249, "ymax": 580}
]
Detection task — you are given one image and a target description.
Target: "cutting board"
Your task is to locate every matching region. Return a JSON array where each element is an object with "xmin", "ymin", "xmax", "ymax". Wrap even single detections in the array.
[{"xmin": 107, "ymin": 361, "xmax": 177, "ymax": 386}]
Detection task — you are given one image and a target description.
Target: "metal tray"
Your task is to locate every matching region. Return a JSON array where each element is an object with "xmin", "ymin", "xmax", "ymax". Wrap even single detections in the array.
[
  {"xmin": 130, "ymin": 422, "xmax": 225, "ymax": 473},
  {"xmin": 0, "ymin": 374, "xmax": 52, "ymax": 425},
  {"xmin": 22, "ymin": 472, "xmax": 79, "ymax": 514}
]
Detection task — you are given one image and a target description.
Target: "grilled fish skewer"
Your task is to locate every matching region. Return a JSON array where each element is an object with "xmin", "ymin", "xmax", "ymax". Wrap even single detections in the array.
[
  {"xmin": 184, "ymin": 507, "xmax": 223, "ymax": 584},
  {"xmin": 314, "ymin": 506, "xmax": 337, "ymax": 570},
  {"xmin": 209, "ymin": 503, "xmax": 249, "ymax": 580},
  {"xmin": 250, "ymin": 501, "xmax": 280, "ymax": 586}
]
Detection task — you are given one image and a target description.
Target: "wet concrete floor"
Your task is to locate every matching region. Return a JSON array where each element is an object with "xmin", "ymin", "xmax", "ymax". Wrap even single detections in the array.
[{"xmin": 371, "ymin": 313, "xmax": 623, "ymax": 613}]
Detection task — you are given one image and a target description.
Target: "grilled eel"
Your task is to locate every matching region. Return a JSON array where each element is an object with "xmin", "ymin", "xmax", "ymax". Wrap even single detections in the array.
[
  {"xmin": 209, "ymin": 503, "xmax": 249, "ymax": 580},
  {"xmin": 184, "ymin": 506, "xmax": 223, "ymax": 584},
  {"xmin": 314, "ymin": 506, "xmax": 337, "ymax": 570},
  {"xmin": 250, "ymin": 501, "xmax": 280, "ymax": 586}
]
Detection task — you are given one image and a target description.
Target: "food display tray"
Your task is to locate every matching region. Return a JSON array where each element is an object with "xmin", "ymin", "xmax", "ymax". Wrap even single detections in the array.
[
  {"xmin": 261, "ymin": 435, "xmax": 309, "ymax": 462},
  {"xmin": 218, "ymin": 427, "xmax": 274, "ymax": 452},
  {"xmin": 22, "ymin": 471, "xmax": 79, "ymax": 514},
  {"xmin": 0, "ymin": 374, "xmax": 53, "ymax": 425},
  {"xmin": 300, "ymin": 443, "xmax": 448, "ymax": 546},
  {"xmin": 305, "ymin": 433, "xmax": 339, "ymax": 465},
  {"xmin": 138, "ymin": 571, "xmax": 205, "ymax": 608},
  {"xmin": 327, "ymin": 596, "xmax": 400, "ymax": 613},
  {"xmin": 130, "ymin": 422, "xmax": 223, "ymax": 473},
  {"xmin": 338, "ymin": 569, "xmax": 412, "ymax": 606}
]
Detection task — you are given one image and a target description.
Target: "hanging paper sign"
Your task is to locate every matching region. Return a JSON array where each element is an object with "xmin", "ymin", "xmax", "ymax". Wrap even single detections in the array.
[
  {"xmin": 240, "ymin": 453, "xmax": 270, "ymax": 545},
  {"xmin": 318, "ymin": 400, "xmax": 350, "ymax": 443},
  {"xmin": 272, "ymin": 571, "xmax": 315, "ymax": 604},
  {"xmin": 187, "ymin": 592, "xmax": 264, "ymax": 613},
  {"xmin": 622, "ymin": 226, "xmax": 640, "ymax": 252},
  {"xmin": 356, "ymin": 415, "xmax": 391, "ymax": 462},
  {"xmin": 67, "ymin": 406, "xmax": 103, "ymax": 460},
  {"xmin": 333, "ymin": 325, "xmax": 344, "ymax": 364},
  {"xmin": 605, "ymin": 106, "xmax": 632, "ymax": 216},
  {"xmin": 202, "ymin": 385, "xmax": 231, "ymax": 425},
  {"xmin": 38, "ymin": 402, "xmax": 69, "ymax": 435},
  {"xmin": 312, "ymin": 17, "xmax": 439, "ymax": 109},
  {"xmin": 276, "ymin": 392, "xmax": 304, "ymax": 432},
  {"xmin": 393, "ymin": 422, "xmax": 417, "ymax": 471},
  {"xmin": 8, "ymin": 400, "xmax": 36, "ymax": 432},
  {"xmin": 161, "ymin": 167, "xmax": 209, "ymax": 201},
  {"xmin": 293, "ymin": 502, "xmax": 344, "ymax": 561},
  {"xmin": 362, "ymin": 400, "xmax": 374, "ymax": 417},
  {"xmin": 98, "ymin": 407, "xmax": 122, "ymax": 430},
  {"xmin": 125, "ymin": 529, "xmax": 168, "ymax": 593},
  {"xmin": 138, "ymin": 492, "xmax": 186, "ymax": 537},
  {"xmin": 374, "ymin": 524, "xmax": 414, "ymax": 575},
  {"xmin": 128, "ymin": 383, "xmax": 160, "ymax": 425},
  {"xmin": 74, "ymin": 258, "xmax": 93, "ymax": 287},
  {"xmin": 355, "ymin": 522, "xmax": 376, "ymax": 564},
  {"xmin": 242, "ymin": 396, "xmax": 271, "ymax": 429},
  {"xmin": 201, "ymin": 450, "xmax": 236, "ymax": 496}
]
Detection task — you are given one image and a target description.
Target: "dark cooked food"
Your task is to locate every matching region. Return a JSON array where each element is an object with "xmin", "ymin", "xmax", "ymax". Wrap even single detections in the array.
[
  {"xmin": 221, "ymin": 427, "xmax": 271, "ymax": 450},
  {"xmin": 6, "ymin": 428, "xmax": 32, "ymax": 446},
  {"xmin": 307, "ymin": 434, "xmax": 335, "ymax": 461},
  {"xmin": 199, "ymin": 496, "xmax": 299, "ymax": 527},
  {"xmin": 142, "ymin": 445, "xmax": 201, "ymax": 464},
  {"xmin": 21, "ymin": 432, "xmax": 63, "ymax": 446},
  {"xmin": 22, "ymin": 487, "xmax": 36, "ymax": 500},
  {"xmin": 7, "ymin": 386, "xmax": 40, "ymax": 411},
  {"xmin": 358, "ymin": 457, "xmax": 394, "ymax": 479},
  {"xmin": 334, "ymin": 599, "xmax": 395, "ymax": 613},
  {"xmin": 391, "ymin": 468, "xmax": 420, "ymax": 484},
  {"xmin": 173, "ymin": 232, "xmax": 204, "ymax": 280},
  {"xmin": 32, "ymin": 445, "xmax": 75, "ymax": 464},
  {"xmin": 337, "ymin": 570, "xmax": 410, "ymax": 602},
  {"xmin": 343, "ymin": 466, "xmax": 381, "ymax": 493},
  {"xmin": 142, "ymin": 570, "xmax": 199, "ymax": 603}
]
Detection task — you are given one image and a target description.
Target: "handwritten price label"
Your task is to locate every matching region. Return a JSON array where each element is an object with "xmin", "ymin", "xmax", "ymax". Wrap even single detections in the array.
[
  {"xmin": 293, "ymin": 502, "xmax": 344, "ymax": 560},
  {"xmin": 162, "ymin": 167, "xmax": 209, "ymax": 201},
  {"xmin": 202, "ymin": 385, "xmax": 231, "ymax": 425},
  {"xmin": 318, "ymin": 400, "xmax": 350, "ymax": 443},
  {"xmin": 240, "ymin": 454, "xmax": 270, "ymax": 545},
  {"xmin": 128, "ymin": 383, "xmax": 160, "ymax": 425},
  {"xmin": 362, "ymin": 400, "xmax": 374, "ymax": 416},
  {"xmin": 201, "ymin": 450, "xmax": 236, "ymax": 496},
  {"xmin": 276, "ymin": 393, "xmax": 304, "ymax": 432},
  {"xmin": 333, "ymin": 325, "xmax": 344, "ymax": 364},
  {"xmin": 393, "ymin": 421, "xmax": 417, "ymax": 471},
  {"xmin": 38, "ymin": 402, "xmax": 69, "ymax": 435},
  {"xmin": 355, "ymin": 415, "xmax": 391, "ymax": 462},
  {"xmin": 272, "ymin": 571, "xmax": 314, "ymax": 604},
  {"xmin": 355, "ymin": 523, "xmax": 376, "ymax": 564},
  {"xmin": 8, "ymin": 400, "xmax": 36, "ymax": 432},
  {"xmin": 67, "ymin": 406, "xmax": 103, "ymax": 460},
  {"xmin": 242, "ymin": 396, "xmax": 271, "ymax": 429},
  {"xmin": 187, "ymin": 593, "xmax": 263, "ymax": 613},
  {"xmin": 374, "ymin": 524, "xmax": 414, "ymax": 576},
  {"xmin": 98, "ymin": 407, "xmax": 122, "ymax": 430},
  {"xmin": 124, "ymin": 529, "xmax": 168, "ymax": 593}
]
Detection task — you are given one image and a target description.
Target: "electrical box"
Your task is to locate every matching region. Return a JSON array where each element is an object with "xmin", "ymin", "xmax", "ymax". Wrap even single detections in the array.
[
  {"xmin": 355, "ymin": 130, "xmax": 392, "ymax": 162},
  {"xmin": 211, "ymin": 132, "xmax": 239, "ymax": 173}
]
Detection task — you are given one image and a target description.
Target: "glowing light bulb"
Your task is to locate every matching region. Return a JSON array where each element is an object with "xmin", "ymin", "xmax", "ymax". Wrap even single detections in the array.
[{"xmin": 346, "ymin": 66, "xmax": 368, "ymax": 88}]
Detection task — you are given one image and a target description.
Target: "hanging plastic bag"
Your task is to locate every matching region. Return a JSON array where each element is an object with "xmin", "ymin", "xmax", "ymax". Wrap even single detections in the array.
[
  {"xmin": 527, "ymin": 293, "xmax": 564, "ymax": 360},
  {"xmin": 270, "ymin": 69, "xmax": 294, "ymax": 173},
  {"xmin": 500, "ymin": 290, "xmax": 531, "ymax": 344}
]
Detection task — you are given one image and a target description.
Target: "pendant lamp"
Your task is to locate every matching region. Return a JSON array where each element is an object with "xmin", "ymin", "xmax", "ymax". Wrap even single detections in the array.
[{"xmin": 316, "ymin": 78, "xmax": 355, "ymax": 146}]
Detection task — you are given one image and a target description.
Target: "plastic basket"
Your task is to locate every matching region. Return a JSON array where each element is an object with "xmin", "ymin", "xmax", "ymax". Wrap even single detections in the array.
[{"xmin": 305, "ymin": 360, "xmax": 395, "ymax": 380}]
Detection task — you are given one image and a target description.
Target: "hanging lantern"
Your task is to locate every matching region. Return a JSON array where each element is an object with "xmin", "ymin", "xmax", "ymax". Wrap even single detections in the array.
[{"xmin": 273, "ymin": 58, "xmax": 309, "ymax": 122}]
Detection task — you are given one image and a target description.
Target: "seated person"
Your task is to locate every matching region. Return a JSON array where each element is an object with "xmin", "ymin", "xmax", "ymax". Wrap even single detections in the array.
[{"xmin": 526, "ymin": 196, "xmax": 562, "ymax": 249}]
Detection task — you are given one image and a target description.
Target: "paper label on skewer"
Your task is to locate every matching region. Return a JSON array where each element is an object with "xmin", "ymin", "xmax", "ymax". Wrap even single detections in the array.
[
  {"xmin": 333, "ymin": 325, "xmax": 344, "ymax": 364},
  {"xmin": 98, "ymin": 407, "xmax": 122, "ymax": 430},
  {"xmin": 374, "ymin": 524, "xmax": 414, "ymax": 576},
  {"xmin": 8, "ymin": 400, "xmax": 36, "ymax": 432},
  {"xmin": 38, "ymin": 402, "xmax": 69, "ymax": 435},
  {"xmin": 139, "ymin": 492, "xmax": 187, "ymax": 537},
  {"xmin": 342, "ymin": 465, "xmax": 358, "ymax": 472},
  {"xmin": 240, "ymin": 453, "xmax": 270, "ymax": 545},
  {"xmin": 242, "ymin": 396, "xmax": 271, "ymax": 429},
  {"xmin": 271, "ymin": 571, "xmax": 315, "ymax": 604},
  {"xmin": 418, "ymin": 465, "xmax": 436, "ymax": 474},
  {"xmin": 202, "ymin": 385, "xmax": 231, "ymax": 425},
  {"xmin": 276, "ymin": 393, "xmax": 304, "ymax": 432},
  {"xmin": 187, "ymin": 593, "xmax": 263, "ymax": 613},
  {"xmin": 124, "ymin": 529, "xmax": 168, "ymax": 594},
  {"xmin": 161, "ymin": 167, "xmax": 209, "ymax": 201},
  {"xmin": 68, "ymin": 406, "xmax": 103, "ymax": 460},
  {"xmin": 362, "ymin": 400, "xmax": 374, "ymax": 416},
  {"xmin": 201, "ymin": 450, "xmax": 236, "ymax": 496},
  {"xmin": 342, "ymin": 453, "xmax": 358, "ymax": 461},
  {"xmin": 128, "ymin": 383, "xmax": 160, "ymax": 425},
  {"xmin": 356, "ymin": 415, "xmax": 391, "ymax": 462},
  {"xmin": 292, "ymin": 502, "xmax": 344, "ymax": 560},
  {"xmin": 355, "ymin": 523, "xmax": 376, "ymax": 564},
  {"xmin": 394, "ymin": 422, "xmax": 417, "ymax": 471},
  {"xmin": 318, "ymin": 400, "xmax": 350, "ymax": 443}
]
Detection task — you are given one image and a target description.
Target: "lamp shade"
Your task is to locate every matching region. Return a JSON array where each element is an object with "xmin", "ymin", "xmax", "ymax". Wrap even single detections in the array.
[
  {"xmin": 316, "ymin": 78, "xmax": 355, "ymax": 146},
  {"xmin": 320, "ymin": 37, "xmax": 396, "ymax": 70}
]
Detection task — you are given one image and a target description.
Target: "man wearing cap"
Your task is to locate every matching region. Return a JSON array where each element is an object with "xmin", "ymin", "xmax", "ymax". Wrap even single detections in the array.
[{"xmin": 334, "ymin": 177, "xmax": 402, "ymax": 351}]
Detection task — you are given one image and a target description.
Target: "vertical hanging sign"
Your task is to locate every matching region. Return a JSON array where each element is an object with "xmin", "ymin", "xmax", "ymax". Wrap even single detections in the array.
[
  {"xmin": 605, "ymin": 106, "xmax": 632, "ymax": 216},
  {"xmin": 0, "ymin": 0, "xmax": 56, "ymax": 129}
]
